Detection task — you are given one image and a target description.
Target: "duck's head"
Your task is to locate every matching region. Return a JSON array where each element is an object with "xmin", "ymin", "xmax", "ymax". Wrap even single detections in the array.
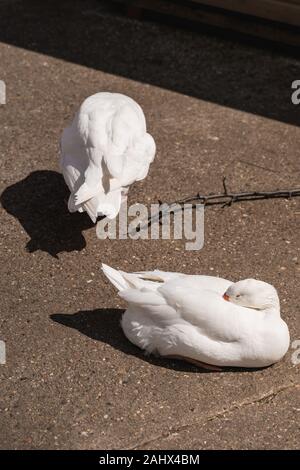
[{"xmin": 223, "ymin": 279, "xmax": 280, "ymax": 311}]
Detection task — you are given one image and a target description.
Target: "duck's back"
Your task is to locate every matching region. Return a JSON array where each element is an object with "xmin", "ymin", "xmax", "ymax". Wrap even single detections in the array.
[{"xmin": 75, "ymin": 92, "xmax": 146, "ymax": 144}]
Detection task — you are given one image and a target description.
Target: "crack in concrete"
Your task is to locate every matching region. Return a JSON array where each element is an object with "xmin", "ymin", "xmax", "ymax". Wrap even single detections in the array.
[{"xmin": 129, "ymin": 381, "xmax": 299, "ymax": 450}]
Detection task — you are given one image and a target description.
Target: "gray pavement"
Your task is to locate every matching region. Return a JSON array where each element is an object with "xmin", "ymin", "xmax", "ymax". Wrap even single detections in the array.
[{"xmin": 0, "ymin": 0, "xmax": 299, "ymax": 450}]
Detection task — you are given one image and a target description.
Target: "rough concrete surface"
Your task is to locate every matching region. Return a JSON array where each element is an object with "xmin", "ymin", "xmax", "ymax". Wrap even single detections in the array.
[{"xmin": 0, "ymin": 0, "xmax": 299, "ymax": 450}]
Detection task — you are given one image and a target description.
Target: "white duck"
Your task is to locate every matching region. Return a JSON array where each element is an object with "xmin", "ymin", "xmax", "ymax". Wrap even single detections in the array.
[
  {"xmin": 60, "ymin": 92, "xmax": 156, "ymax": 222},
  {"xmin": 102, "ymin": 264, "xmax": 290, "ymax": 369}
]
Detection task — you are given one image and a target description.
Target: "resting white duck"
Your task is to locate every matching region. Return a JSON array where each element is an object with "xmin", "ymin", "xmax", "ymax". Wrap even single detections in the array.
[
  {"xmin": 102, "ymin": 264, "xmax": 290, "ymax": 370},
  {"xmin": 60, "ymin": 92, "xmax": 156, "ymax": 222}
]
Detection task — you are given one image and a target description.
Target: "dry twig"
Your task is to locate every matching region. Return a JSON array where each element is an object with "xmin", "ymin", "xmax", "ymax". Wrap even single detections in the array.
[
  {"xmin": 168, "ymin": 177, "xmax": 300, "ymax": 208},
  {"xmin": 146, "ymin": 178, "xmax": 300, "ymax": 227}
]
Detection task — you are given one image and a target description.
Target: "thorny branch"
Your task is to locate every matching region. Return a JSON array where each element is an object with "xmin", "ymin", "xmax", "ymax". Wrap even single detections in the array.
[
  {"xmin": 146, "ymin": 178, "xmax": 300, "ymax": 227},
  {"xmin": 170, "ymin": 177, "xmax": 300, "ymax": 208}
]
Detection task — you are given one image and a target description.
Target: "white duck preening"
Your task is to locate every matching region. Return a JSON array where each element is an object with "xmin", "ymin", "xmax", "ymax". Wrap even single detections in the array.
[
  {"xmin": 60, "ymin": 92, "xmax": 156, "ymax": 222},
  {"xmin": 102, "ymin": 264, "xmax": 290, "ymax": 369}
]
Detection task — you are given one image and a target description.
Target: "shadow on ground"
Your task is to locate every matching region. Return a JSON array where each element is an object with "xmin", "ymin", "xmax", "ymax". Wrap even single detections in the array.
[
  {"xmin": 0, "ymin": 0, "xmax": 299, "ymax": 126},
  {"xmin": 0, "ymin": 170, "xmax": 94, "ymax": 257},
  {"xmin": 50, "ymin": 308, "xmax": 264, "ymax": 373},
  {"xmin": 51, "ymin": 308, "xmax": 210, "ymax": 372}
]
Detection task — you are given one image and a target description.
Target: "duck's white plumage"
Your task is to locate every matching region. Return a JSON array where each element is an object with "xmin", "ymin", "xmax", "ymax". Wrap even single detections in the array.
[
  {"xmin": 102, "ymin": 264, "xmax": 290, "ymax": 368},
  {"xmin": 60, "ymin": 93, "xmax": 156, "ymax": 222}
]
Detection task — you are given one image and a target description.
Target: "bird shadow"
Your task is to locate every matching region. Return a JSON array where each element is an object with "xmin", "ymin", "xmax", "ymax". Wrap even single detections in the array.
[
  {"xmin": 50, "ymin": 308, "xmax": 264, "ymax": 373},
  {"xmin": 0, "ymin": 170, "xmax": 94, "ymax": 258}
]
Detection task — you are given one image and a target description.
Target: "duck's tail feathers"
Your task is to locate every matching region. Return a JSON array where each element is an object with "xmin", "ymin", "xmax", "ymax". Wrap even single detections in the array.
[
  {"xmin": 61, "ymin": 148, "xmax": 122, "ymax": 223},
  {"xmin": 101, "ymin": 264, "xmax": 163, "ymax": 293},
  {"xmin": 101, "ymin": 264, "xmax": 130, "ymax": 292},
  {"xmin": 83, "ymin": 188, "xmax": 121, "ymax": 224},
  {"xmin": 69, "ymin": 186, "xmax": 122, "ymax": 224}
]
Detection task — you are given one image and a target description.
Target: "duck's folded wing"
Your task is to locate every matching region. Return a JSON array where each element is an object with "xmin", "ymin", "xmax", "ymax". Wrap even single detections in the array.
[
  {"xmin": 119, "ymin": 288, "xmax": 166, "ymax": 306},
  {"xmin": 133, "ymin": 270, "xmax": 185, "ymax": 283},
  {"xmin": 103, "ymin": 104, "xmax": 137, "ymax": 179},
  {"xmin": 132, "ymin": 272, "xmax": 232, "ymax": 294},
  {"xmin": 158, "ymin": 281, "xmax": 242, "ymax": 342},
  {"xmin": 119, "ymin": 288, "xmax": 180, "ymax": 324},
  {"xmin": 76, "ymin": 106, "xmax": 127, "ymax": 181},
  {"xmin": 120, "ymin": 132, "xmax": 156, "ymax": 187}
]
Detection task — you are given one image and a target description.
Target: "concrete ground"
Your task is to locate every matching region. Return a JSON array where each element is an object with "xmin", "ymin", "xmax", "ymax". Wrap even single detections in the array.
[{"xmin": 0, "ymin": 0, "xmax": 299, "ymax": 450}]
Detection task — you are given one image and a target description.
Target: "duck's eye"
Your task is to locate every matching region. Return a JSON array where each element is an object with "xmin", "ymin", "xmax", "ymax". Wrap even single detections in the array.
[{"xmin": 236, "ymin": 294, "xmax": 241, "ymax": 298}]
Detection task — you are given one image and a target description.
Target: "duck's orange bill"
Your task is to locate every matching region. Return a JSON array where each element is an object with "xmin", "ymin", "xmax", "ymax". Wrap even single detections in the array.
[{"xmin": 223, "ymin": 293, "xmax": 230, "ymax": 301}]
